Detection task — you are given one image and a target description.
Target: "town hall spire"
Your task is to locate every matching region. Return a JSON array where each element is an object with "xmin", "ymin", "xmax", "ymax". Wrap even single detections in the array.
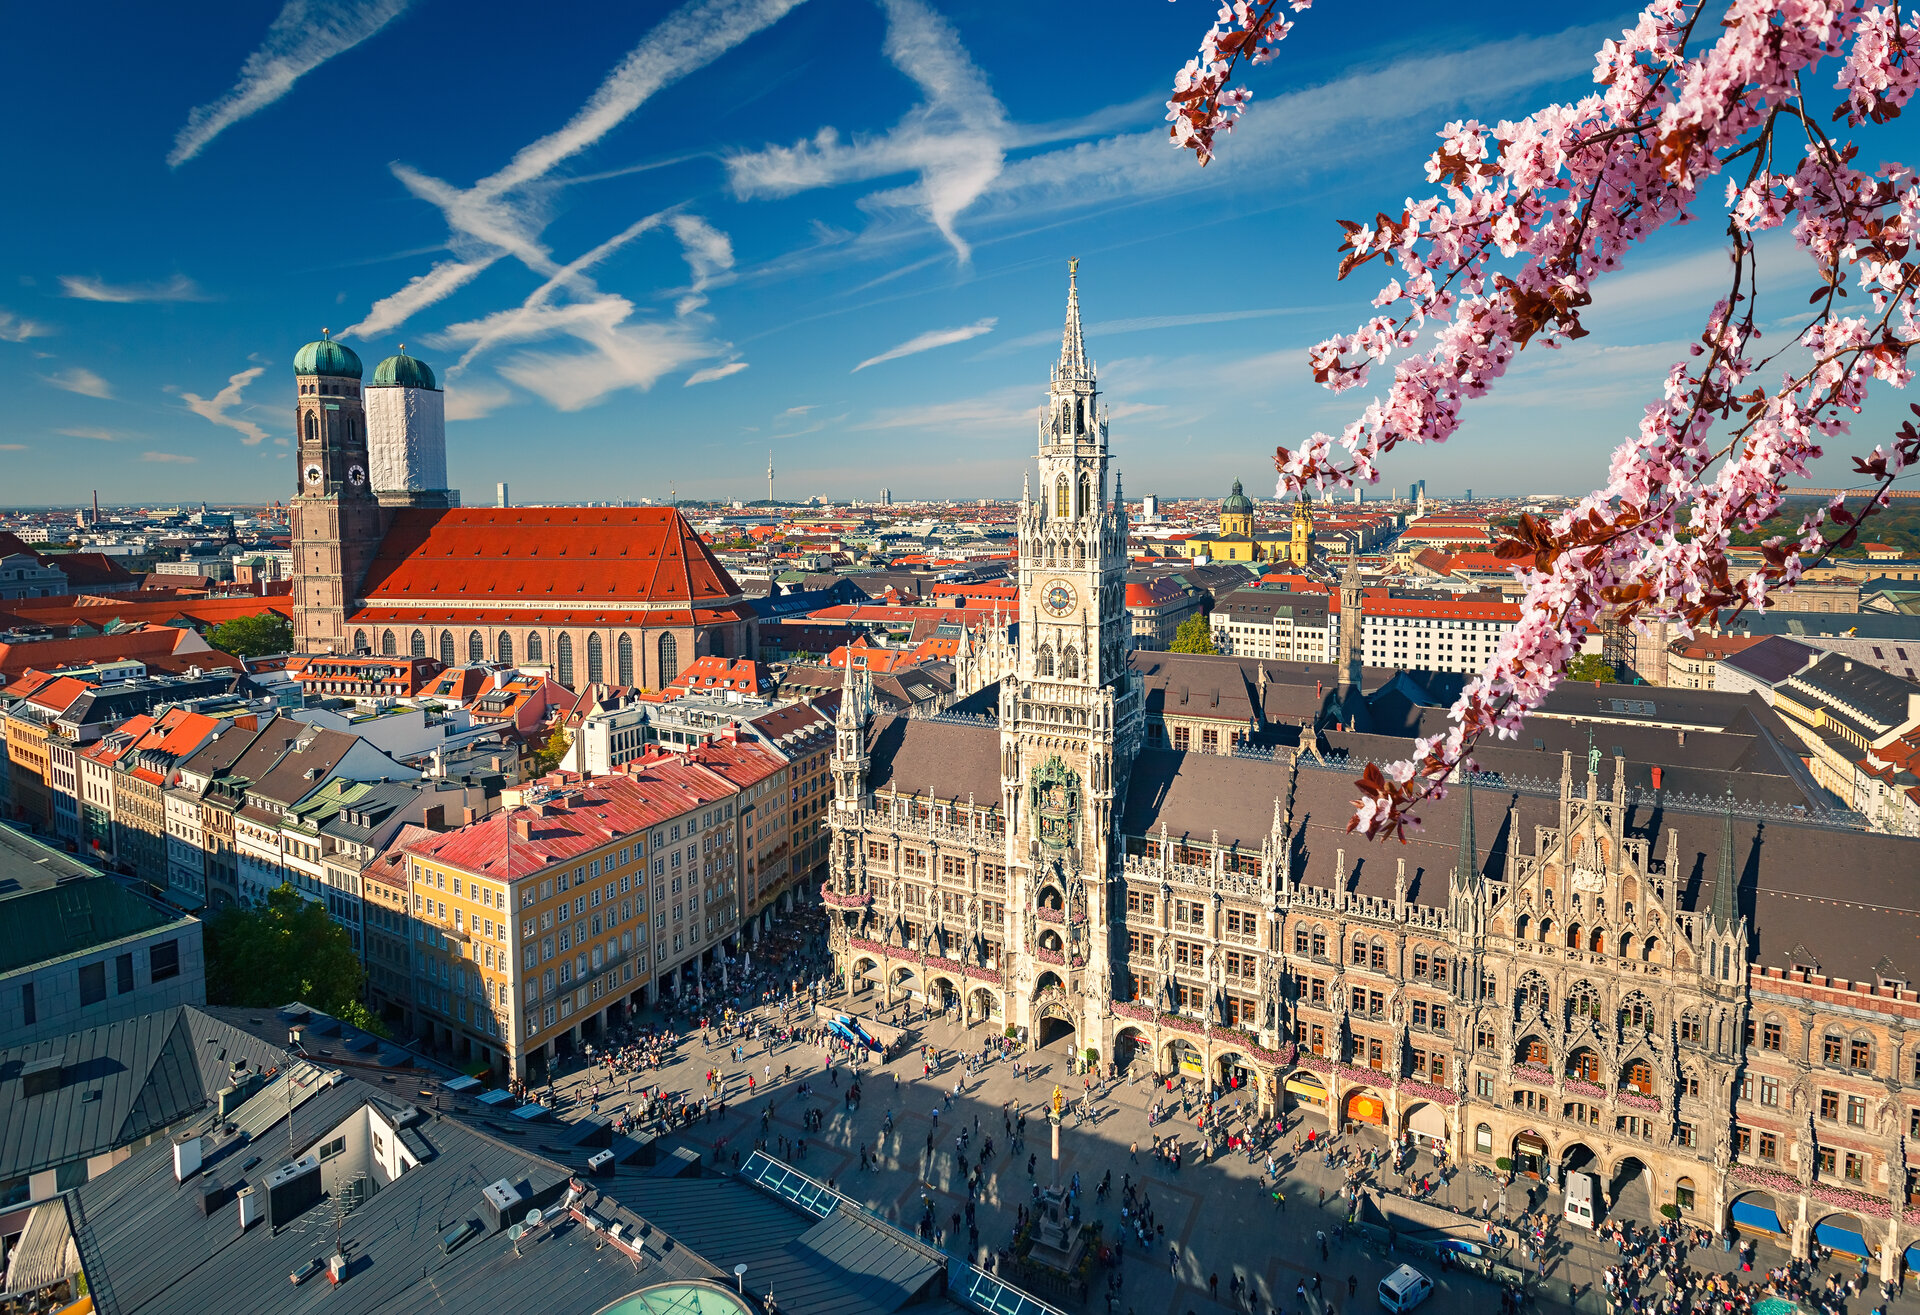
[{"xmin": 1059, "ymin": 257, "xmax": 1090, "ymax": 381}]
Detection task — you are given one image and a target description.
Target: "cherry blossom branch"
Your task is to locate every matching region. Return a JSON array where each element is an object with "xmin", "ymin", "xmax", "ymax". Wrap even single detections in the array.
[
  {"xmin": 1167, "ymin": 0, "xmax": 1920, "ymax": 838},
  {"xmin": 1166, "ymin": 1, "xmax": 1309, "ymax": 166}
]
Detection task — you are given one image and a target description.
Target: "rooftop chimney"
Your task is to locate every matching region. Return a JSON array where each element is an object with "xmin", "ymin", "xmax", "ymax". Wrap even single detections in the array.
[
  {"xmin": 422, "ymin": 804, "xmax": 446, "ymax": 832},
  {"xmin": 514, "ymin": 816, "xmax": 533, "ymax": 841}
]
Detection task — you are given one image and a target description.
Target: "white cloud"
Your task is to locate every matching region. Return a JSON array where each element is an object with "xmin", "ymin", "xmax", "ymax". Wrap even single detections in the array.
[
  {"xmin": 345, "ymin": 0, "xmax": 806, "ymax": 339},
  {"xmin": 179, "ymin": 366, "xmax": 270, "ymax": 445},
  {"xmin": 726, "ymin": 0, "xmax": 1007, "ymax": 260},
  {"xmin": 0, "ymin": 309, "xmax": 52, "ymax": 341},
  {"xmin": 981, "ymin": 26, "xmax": 1612, "ymax": 221},
  {"xmin": 169, "ymin": 0, "xmax": 410, "ymax": 167},
  {"xmin": 42, "ymin": 367, "xmax": 111, "ymax": 399},
  {"xmin": 440, "ymin": 295, "xmax": 714, "ymax": 411},
  {"xmin": 59, "ymin": 273, "xmax": 209, "ymax": 303},
  {"xmin": 55, "ymin": 427, "xmax": 118, "ymax": 441},
  {"xmin": 444, "ymin": 379, "xmax": 513, "ymax": 421},
  {"xmin": 669, "ymin": 213, "xmax": 735, "ymax": 314},
  {"xmin": 0, "ymin": 444, "xmax": 26, "ymax": 452},
  {"xmin": 853, "ymin": 385, "xmax": 1033, "ymax": 433},
  {"xmin": 687, "ymin": 361, "xmax": 749, "ymax": 386},
  {"xmin": 853, "ymin": 317, "xmax": 996, "ymax": 371},
  {"xmin": 140, "ymin": 451, "xmax": 196, "ymax": 464}
]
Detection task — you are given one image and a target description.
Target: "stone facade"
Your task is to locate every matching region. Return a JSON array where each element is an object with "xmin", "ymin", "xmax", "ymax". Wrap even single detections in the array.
[{"xmin": 821, "ymin": 266, "xmax": 1920, "ymax": 1275}]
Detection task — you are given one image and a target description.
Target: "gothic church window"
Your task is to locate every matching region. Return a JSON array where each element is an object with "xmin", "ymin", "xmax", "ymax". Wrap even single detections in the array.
[
  {"xmin": 381, "ymin": 629, "xmax": 396, "ymax": 656},
  {"xmin": 617, "ymin": 634, "xmax": 634, "ymax": 685},
  {"xmin": 498, "ymin": 632, "xmax": 513, "ymax": 666},
  {"xmin": 469, "ymin": 631, "xmax": 484, "ymax": 663},
  {"xmin": 353, "ymin": 629, "xmax": 367, "ymax": 651},
  {"xmin": 410, "ymin": 630, "xmax": 426, "ymax": 657},
  {"xmin": 527, "ymin": 632, "xmax": 542, "ymax": 663},
  {"xmin": 658, "ymin": 632, "xmax": 679, "ymax": 684},
  {"xmin": 1056, "ymin": 476, "xmax": 1070, "ymax": 519},
  {"xmin": 1061, "ymin": 645, "xmax": 1079, "ymax": 679},
  {"xmin": 1079, "ymin": 473, "xmax": 1092, "ymax": 517},
  {"xmin": 557, "ymin": 633, "xmax": 574, "ymax": 687},
  {"xmin": 587, "ymin": 633, "xmax": 604, "ymax": 684},
  {"xmin": 305, "ymin": 413, "xmax": 317, "ymax": 444},
  {"xmin": 1035, "ymin": 645, "xmax": 1054, "ymax": 677},
  {"xmin": 439, "ymin": 632, "xmax": 455, "ymax": 667}
]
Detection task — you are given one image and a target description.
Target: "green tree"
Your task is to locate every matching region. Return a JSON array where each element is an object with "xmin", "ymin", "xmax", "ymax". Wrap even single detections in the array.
[
  {"xmin": 204, "ymin": 883, "xmax": 365, "ymax": 1014},
  {"xmin": 527, "ymin": 724, "xmax": 571, "ymax": 775},
  {"xmin": 1170, "ymin": 614, "xmax": 1220, "ymax": 654},
  {"xmin": 1568, "ymin": 654, "xmax": 1617, "ymax": 683},
  {"xmin": 206, "ymin": 611, "xmax": 293, "ymax": 658}
]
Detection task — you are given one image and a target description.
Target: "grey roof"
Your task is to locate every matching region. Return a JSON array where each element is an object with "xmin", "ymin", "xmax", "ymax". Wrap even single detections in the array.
[
  {"xmin": 865, "ymin": 716, "xmax": 1001, "ymax": 804},
  {"xmin": 55, "ymin": 673, "xmax": 241, "ymax": 732},
  {"xmin": 1213, "ymin": 589, "xmax": 1329, "ymax": 624},
  {"xmin": 0, "ymin": 1006, "xmax": 285, "ymax": 1182},
  {"xmin": 1720, "ymin": 635, "xmax": 1820, "ymax": 685},
  {"xmin": 1784, "ymin": 651, "xmax": 1920, "ymax": 737},
  {"xmin": 1114, "ymin": 746, "xmax": 1920, "ymax": 984},
  {"xmin": 1720, "ymin": 610, "xmax": 1920, "ymax": 640},
  {"xmin": 0, "ymin": 816, "xmax": 101, "ymax": 898},
  {"xmin": 0, "ymin": 874, "xmax": 191, "ymax": 976},
  {"xmin": 66, "ymin": 1000, "xmax": 973, "ymax": 1315}
]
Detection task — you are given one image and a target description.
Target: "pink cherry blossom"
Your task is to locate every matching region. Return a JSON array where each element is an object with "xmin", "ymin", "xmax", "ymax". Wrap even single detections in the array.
[{"xmin": 1170, "ymin": 0, "xmax": 1920, "ymax": 838}]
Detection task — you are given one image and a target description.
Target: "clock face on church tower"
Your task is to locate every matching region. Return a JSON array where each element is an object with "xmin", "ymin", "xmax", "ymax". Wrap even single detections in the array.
[
  {"xmin": 1041, "ymin": 580, "xmax": 1077, "ymax": 617},
  {"xmin": 304, "ymin": 464, "xmax": 322, "ymax": 486}
]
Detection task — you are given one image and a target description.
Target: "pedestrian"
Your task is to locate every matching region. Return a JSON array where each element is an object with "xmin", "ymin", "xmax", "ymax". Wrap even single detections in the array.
[{"xmin": 1210, "ymin": 1274, "xmax": 1219, "ymax": 1299}]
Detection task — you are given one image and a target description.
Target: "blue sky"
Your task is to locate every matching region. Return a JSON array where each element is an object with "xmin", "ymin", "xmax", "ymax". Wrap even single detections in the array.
[{"xmin": 4, "ymin": 0, "xmax": 1917, "ymax": 508}]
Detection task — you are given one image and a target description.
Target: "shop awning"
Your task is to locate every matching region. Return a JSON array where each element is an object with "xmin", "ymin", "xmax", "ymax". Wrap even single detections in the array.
[
  {"xmin": 1285, "ymin": 1079, "xmax": 1326, "ymax": 1101},
  {"xmin": 1731, "ymin": 1200, "xmax": 1784, "ymax": 1234},
  {"xmin": 1815, "ymin": 1221, "xmax": 1869, "ymax": 1257}
]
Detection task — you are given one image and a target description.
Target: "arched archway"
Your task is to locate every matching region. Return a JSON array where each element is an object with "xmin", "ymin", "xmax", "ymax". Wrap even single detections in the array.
[
  {"xmin": 1215, "ymin": 1049, "xmax": 1258, "ymax": 1096},
  {"xmin": 852, "ymin": 957, "xmax": 877, "ymax": 995},
  {"xmin": 928, "ymin": 975, "xmax": 958, "ymax": 1015},
  {"xmin": 1403, "ymin": 1099, "xmax": 1447, "ymax": 1149},
  {"xmin": 1114, "ymin": 1026, "xmax": 1149, "ymax": 1077},
  {"xmin": 1283, "ymin": 1070, "xmax": 1328, "ymax": 1122},
  {"xmin": 1608, "ymin": 1155, "xmax": 1652, "ymax": 1221},
  {"xmin": 1812, "ymin": 1213, "xmax": 1874, "ymax": 1259},
  {"xmin": 1510, "ymin": 1129, "xmax": 1549, "ymax": 1178},
  {"xmin": 1344, "ymin": 1087, "xmax": 1388, "ymax": 1131},
  {"xmin": 1038, "ymin": 929, "xmax": 1064, "ymax": 955},
  {"xmin": 1167, "ymin": 1037, "xmax": 1203, "ymax": 1079},
  {"xmin": 967, "ymin": 986, "xmax": 999, "ymax": 1027},
  {"xmin": 1729, "ymin": 1191, "xmax": 1788, "ymax": 1242}
]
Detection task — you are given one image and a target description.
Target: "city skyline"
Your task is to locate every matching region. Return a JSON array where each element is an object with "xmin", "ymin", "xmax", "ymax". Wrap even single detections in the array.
[{"xmin": 8, "ymin": 0, "xmax": 1920, "ymax": 506}]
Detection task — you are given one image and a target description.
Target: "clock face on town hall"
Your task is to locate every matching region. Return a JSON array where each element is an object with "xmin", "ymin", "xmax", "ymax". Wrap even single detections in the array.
[{"xmin": 1042, "ymin": 580, "xmax": 1077, "ymax": 617}]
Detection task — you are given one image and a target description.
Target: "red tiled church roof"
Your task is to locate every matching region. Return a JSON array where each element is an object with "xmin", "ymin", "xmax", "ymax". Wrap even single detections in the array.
[{"xmin": 357, "ymin": 508, "xmax": 741, "ymax": 610}]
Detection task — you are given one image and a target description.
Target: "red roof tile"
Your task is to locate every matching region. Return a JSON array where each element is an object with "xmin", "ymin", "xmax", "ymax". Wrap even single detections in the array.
[{"xmin": 358, "ymin": 508, "xmax": 742, "ymax": 610}]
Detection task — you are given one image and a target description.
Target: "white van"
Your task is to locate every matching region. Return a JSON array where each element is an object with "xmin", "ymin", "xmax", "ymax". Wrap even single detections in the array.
[
  {"xmin": 1563, "ymin": 1170, "xmax": 1598, "ymax": 1230},
  {"xmin": 1378, "ymin": 1264, "xmax": 1433, "ymax": 1312}
]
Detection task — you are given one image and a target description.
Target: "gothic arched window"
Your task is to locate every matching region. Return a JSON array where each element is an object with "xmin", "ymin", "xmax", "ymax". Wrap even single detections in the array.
[
  {"xmin": 587, "ymin": 633, "xmax": 604, "ymax": 685},
  {"xmin": 305, "ymin": 412, "xmax": 317, "ymax": 445},
  {"xmin": 498, "ymin": 631, "xmax": 513, "ymax": 666},
  {"xmin": 409, "ymin": 629, "xmax": 426, "ymax": 657},
  {"xmin": 468, "ymin": 630, "xmax": 484, "ymax": 663},
  {"xmin": 380, "ymin": 629, "xmax": 395, "ymax": 656},
  {"xmin": 1035, "ymin": 644, "xmax": 1054, "ymax": 677},
  {"xmin": 556, "ymin": 633, "xmax": 575, "ymax": 687},
  {"xmin": 1079, "ymin": 473, "xmax": 1092, "ymax": 518},
  {"xmin": 617, "ymin": 633, "xmax": 634, "ymax": 685},
  {"xmin": 352, "ymin": 629, "xmax": 367, "ymax": 652},
  {"xmin": 1055, "ymin": 476, "xmax": 1070, "ymax": 519},
  {"xmin": 657, "ymin": 632, "xmax": 679, "ymax": 685},
  {"xmin": 1060, "ymin": 645, "xmax": 1079, "ymax": 680},
  {"xmin": 526, "ymin": 632, "xmax": 542, "ymax": 663},
  {"xmin": 439, "ymin": 631, "xmax": 455, "ymax": 667}
]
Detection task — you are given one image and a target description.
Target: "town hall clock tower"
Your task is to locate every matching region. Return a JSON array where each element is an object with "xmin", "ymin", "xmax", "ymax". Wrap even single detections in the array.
[{"xmin": 998, "ymin": 262, "xmax": 1143, "ymax": 1048}]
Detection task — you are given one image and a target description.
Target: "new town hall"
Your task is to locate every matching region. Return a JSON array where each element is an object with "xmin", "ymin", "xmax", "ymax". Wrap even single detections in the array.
[{"xmin": 825, "ymin": 267, "xmax": 1920, "ymax": 1275}]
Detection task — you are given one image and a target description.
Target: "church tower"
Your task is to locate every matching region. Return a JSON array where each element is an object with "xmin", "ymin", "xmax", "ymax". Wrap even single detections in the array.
[
  {"xmin": 291, "ymin": 332, "xmax": 383, "ymax": 654},
  {"xmin": 1000, "ymin": 261, "xmax": 1141, "ymax": 1048},
  {"xmin": 1289, "ymin": 493, "xmax": 1315, "ymax": 568}
]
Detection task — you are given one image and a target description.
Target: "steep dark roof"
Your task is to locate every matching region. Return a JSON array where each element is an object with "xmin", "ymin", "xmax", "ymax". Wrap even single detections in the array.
[
  {"xmin": 1721, "ymin": 635, "xmax": 1820, "ymax": 685},
  {"xmin": 864, "ymin": 715, "xmax": 1001, "ymax": 803},
  {"xmin": 0, "ymin": 1006, "xmax": 285, "ymax": 1181}
]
